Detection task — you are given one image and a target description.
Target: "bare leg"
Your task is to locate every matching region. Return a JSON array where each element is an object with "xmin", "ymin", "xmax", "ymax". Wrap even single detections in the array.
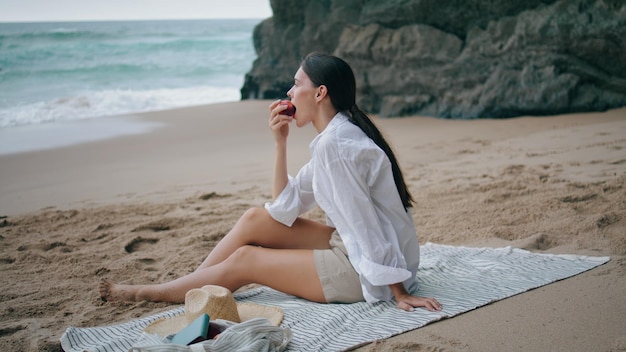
[
  {"xmin": 101, "ymin": 245, "xmax": 326, "ymax": 303},
  {"xmin": 195, "ymin": 207, "xmax": 334, "ymax": 270},
  {"xmin": 101, "ymin": 207, "xmax": 334, "ymax": 303}
]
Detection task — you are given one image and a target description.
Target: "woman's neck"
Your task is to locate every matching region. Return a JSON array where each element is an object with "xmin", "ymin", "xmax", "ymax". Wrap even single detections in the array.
[{"xmin": 312, "ymin": 104, "xmax": 338, "ymax": 133}]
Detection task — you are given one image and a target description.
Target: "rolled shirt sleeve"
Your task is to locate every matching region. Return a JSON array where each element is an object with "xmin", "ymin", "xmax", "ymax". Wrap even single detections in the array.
[{"xmin": 264, "ymin": 162, "xmax": 316, "ymax": 227}]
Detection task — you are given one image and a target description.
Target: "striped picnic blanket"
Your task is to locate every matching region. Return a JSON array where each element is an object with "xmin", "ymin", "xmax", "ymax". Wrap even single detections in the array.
[{"xmin": 61, "ymin": 243, "xmax": 609, "ymax": 352}]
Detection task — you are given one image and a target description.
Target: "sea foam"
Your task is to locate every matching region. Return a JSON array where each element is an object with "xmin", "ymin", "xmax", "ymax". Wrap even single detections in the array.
[{"xmin": 0, "ymin": 86, "xmax": 240, "ymax": 128}]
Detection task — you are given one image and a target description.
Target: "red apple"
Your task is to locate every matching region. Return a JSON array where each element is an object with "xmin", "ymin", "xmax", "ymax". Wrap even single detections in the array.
[{"xmin": 280, "ymin": 100, "xmax": 296, "ymax": 116}]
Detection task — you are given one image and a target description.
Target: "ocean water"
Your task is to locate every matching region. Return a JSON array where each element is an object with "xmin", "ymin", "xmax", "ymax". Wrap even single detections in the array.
[{"xmin": 0, "ymin": 19, "xmax": 261, "ymax": 129}]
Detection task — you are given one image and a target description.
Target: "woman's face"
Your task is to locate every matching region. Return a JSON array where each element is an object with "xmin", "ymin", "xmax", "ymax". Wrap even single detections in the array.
[{"xmin": 286, "ymin": 67, "xmax": 318, "ymax": 128}]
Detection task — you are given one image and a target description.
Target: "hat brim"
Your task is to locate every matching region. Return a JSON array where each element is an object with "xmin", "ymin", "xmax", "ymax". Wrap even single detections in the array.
[
  {"xmin": 237, "ymin": 302, "xmax": 283, "ymax": 326},
  {"xmin": 144, "ymin": 302, "xmax": 283, "ymax": 337}
]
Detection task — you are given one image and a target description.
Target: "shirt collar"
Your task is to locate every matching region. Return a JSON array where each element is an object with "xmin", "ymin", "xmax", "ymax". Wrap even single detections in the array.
[
  {"xmin": 325, "ymin": 111, "xmax": 349, "ymax": 132},
  {"xmin": 310, "ymin": 112, "xmax": 349, "ymax": 149}
]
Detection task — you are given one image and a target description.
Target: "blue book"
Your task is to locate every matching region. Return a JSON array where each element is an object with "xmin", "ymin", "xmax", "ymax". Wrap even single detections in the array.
[{"xmin": 170, "ymin": 314, "xmax": 210, "ymax": 345}]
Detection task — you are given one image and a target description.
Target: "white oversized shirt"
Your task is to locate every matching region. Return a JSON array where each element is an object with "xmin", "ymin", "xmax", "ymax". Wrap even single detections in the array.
[{"xmin": 265, "ymin": 112, "xmax": 420, "ymax": 302}]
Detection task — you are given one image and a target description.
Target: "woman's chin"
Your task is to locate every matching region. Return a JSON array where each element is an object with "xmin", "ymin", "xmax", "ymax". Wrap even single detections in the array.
[{"xmin": 295, "ymin": 119, "xmax": 310, "ymax": 128}]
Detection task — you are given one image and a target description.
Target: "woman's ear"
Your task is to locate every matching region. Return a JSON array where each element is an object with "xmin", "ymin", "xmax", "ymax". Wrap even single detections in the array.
[{"xmin": 316, "ymin": 85, "xmax": 328, "ymax": 101}]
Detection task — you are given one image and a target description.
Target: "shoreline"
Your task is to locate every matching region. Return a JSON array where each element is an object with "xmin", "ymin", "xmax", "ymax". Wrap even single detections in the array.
[
  {"xmin": 0, "ymin": 115, "xmax": 165, "ymax": 156},
  {"xmin": 0, "ymin": 101, "xmax": 624, "ymax": 351},
  {"xmin": 1, "ymin": 99, "xmax": 622, "ymax": 156},
  {"xmin": 2, "ymin": 101, "xmax": 624, "ymax": 217}
]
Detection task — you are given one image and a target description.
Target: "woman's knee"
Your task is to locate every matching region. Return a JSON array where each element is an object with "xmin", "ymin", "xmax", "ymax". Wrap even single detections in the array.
[
  {"xmin": 239, "ymin": 207, "xmax": 270, "ymax": 226},
  {"xmin": 223, "ymin": 245, "xmax": 263, "ymax": 275}
]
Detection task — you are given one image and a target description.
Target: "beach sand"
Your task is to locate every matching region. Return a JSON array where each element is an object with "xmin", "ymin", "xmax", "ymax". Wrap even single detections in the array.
[{"xmin": 0, "ymin": 100, "xmax": 624, "ymax": 351}]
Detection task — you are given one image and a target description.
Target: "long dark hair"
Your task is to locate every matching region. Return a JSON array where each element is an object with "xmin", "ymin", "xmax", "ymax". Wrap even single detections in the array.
[{"xmin": 301, "ymin": 52, "xmax": 414, "ymax": 209}]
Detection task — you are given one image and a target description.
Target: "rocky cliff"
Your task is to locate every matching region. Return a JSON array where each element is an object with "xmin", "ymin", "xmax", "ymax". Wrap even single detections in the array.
[{"xmin": 241, "ymin": 0, "xmax": 626, "ymax": 118}]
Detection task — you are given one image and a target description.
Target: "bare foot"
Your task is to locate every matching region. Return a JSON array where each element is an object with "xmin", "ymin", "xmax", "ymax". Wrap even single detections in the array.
[{"xmin": 99, "ymin": 279, "xmax": 143, "ymax": 302}]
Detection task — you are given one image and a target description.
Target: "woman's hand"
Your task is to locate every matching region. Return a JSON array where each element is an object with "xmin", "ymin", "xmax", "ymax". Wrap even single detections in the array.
[
  {"xmin": 268, "ymin": 100, "xmax": 293, "ymax": 145},
  {"xmin": 389, "ymin": 283, "xmax": 442, "ymax": 312},
  {"xmin": 395, "ymin": 294, "xmax": 442, "ymax": 312}
]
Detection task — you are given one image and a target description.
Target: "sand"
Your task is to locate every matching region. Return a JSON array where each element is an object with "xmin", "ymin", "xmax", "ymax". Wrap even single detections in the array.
[{"xmin": 0, "ymin": 100, "xmax": 624, "ymax": 352}]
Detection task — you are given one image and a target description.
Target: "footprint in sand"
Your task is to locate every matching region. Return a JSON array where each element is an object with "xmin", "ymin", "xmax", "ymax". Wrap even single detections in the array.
[
  {"xmin": 560, "ymin": 193, "xmax": 597, "ymax": 203},
  {"xmin": 518, "ymin": 233, "xmax": 557, "ymax": 251},
  {"xmin": 0, "ymin": 257, "xmax": 15, "ymax": 264},
  {"xmin": 131, "ymin": 218, "xmax": 185, "ymax": 232},
  {"xmin": 41, "ymin": 242, "xmax": 67, "ymax": 251},
  {"xmin": 0, "ymin": 325, "xmax": 26, "ymax": 338},
  {"xmin": 608, "ymin": 158, "xmax": 626, "ymax": 165},
  {"xmin": 597, "ymin": 213, "xmax": 620, "ymax": 229},
  {"xmin": 15, "ymin": 242, "xmax": 71, "ymax": 253},
  {"xmin": 135, "ymin": 257, "xmax": 159, "ymax": 271},
  {"xmin": 124, "ymin": 236, "xmax": 159, "ymax": 253}
]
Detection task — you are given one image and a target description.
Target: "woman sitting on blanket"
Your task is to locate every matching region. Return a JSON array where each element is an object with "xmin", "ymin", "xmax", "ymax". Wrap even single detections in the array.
[{"xmin": 100, "ymin": 52, "xmax": 442, "ymax": 313}]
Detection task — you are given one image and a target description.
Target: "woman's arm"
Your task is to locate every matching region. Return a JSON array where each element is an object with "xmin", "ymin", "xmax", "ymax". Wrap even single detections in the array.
[
  {"xmin": 389, "ymin": 282, "xmax": 442, "ymax": 312},
  {"xmin": 273, "ymin": 140, "xmax": 288, "ymax": 200},
  {"xmin": 268, "ymin": 100, "xmax": 292, "ymax": 199}
]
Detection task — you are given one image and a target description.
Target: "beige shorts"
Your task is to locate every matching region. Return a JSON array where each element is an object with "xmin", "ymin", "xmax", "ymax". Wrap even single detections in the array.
[{"xmin": 313, "ymin": 230, "xmax": 365, "ymax": 303}]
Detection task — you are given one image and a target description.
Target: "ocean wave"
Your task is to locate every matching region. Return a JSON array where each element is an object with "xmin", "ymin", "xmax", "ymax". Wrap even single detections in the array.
[
  {"xmin": 0, "ymin": 86, "xmax": 241, "ymax": 128},
  {"xmin": 0, "ymin": 28, "xmax": 112, "ymax": 42},
  {"xmin": 0, "ymin": 19, "xmax": 259, "ymax": 43},
  {"xmin": 0, "ymin": 29, "xmax": 251, "ymax": 46}
]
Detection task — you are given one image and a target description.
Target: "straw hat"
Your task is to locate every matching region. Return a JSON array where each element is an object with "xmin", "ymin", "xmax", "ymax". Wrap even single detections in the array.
[{"xmin": 144, "ymin": 285, "xmax": 283, "ymax": 336}]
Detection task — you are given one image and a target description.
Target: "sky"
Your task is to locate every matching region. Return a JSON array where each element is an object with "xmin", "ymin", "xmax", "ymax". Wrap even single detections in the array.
[{"xmin": 0, "ymin": 0, "xmax": 273, "ymax": 22}]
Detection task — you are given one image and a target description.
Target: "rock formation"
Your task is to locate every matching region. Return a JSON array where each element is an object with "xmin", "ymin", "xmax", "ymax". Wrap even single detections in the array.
[{"xmin": 241, "ymin": 0, "xmax": 626, "ymax": 118}]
